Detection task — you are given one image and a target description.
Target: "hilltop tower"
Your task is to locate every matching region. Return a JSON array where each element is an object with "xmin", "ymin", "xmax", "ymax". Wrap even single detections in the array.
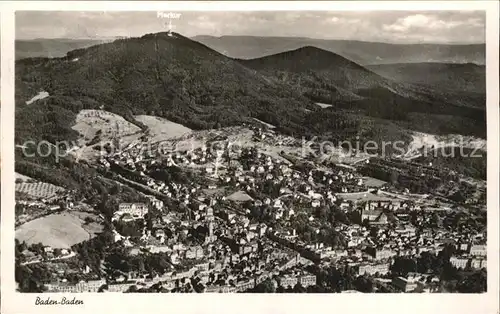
[{"xmin": 163, "ymin": 18, "xmax": 175, "ymax": 37}]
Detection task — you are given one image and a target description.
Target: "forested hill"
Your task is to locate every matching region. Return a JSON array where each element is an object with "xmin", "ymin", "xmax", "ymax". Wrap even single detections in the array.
[
  {"xmin": 238, "ymin": 46, "xmax": 486, "ymax": 138},
  {"xmin": 239, "ymin": 46, "xmax": 390, "ymax": 92},
  {"xmin": 16, "ymin": 32, "xmax": 485, "ymax": 153},
  {"xmin": 16, "ymin": 32, "xmax": 319, "ymax": 144}
]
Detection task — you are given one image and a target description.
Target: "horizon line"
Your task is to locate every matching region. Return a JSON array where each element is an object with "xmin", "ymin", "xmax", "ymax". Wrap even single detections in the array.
[{"xmin": 15, "ymin": 33, "xmax": 486, "ymax": 46}]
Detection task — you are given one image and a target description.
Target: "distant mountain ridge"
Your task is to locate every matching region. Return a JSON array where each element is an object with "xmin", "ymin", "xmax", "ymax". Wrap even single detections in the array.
[
  {"xmin": 192, "ymin": 35, "xmax": 485, "ymax": 65},
  {"xmin": 16, "ymin": 36, "xmax": 486, "ymax": 65},
  {"xmin": 16, "ymin": 38, "xmax": 115, "ymax": 60}
]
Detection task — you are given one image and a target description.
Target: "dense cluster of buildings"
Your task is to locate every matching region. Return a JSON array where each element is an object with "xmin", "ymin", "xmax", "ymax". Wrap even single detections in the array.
[{"xmin": 26, "ymin": 128, "xmax": 487, "ymax": 294}]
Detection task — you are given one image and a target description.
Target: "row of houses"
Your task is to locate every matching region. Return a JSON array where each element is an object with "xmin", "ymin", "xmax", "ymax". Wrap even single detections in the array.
[
  {"xmin": 450, "ymin": 256, "xmax": 487, "ymax": 269},
  {"xmin": 358, "ymin": 263, "xmax": 391, "ymax": 276},
  {"xmin": 45, "ymin": 279, "xmax": 106, "ymax": 293},
  {"xmin": 203, "ymin": 273, "xmax": 316, "ymax": 293},
  {"xmin": 276, "ymin": 274, "xmax": 316, "ymax": 289}
]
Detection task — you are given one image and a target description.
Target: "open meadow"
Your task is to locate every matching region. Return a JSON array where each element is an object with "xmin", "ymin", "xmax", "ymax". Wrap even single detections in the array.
[{"xmin": 15, "ymin": 211, "xmax": 104, "ymax": 249}]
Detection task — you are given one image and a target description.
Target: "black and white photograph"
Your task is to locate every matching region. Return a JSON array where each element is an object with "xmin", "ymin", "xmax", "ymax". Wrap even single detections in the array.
[{"xmin": 4, "ymin": 3, "xmax": 498, "ymax": 307}]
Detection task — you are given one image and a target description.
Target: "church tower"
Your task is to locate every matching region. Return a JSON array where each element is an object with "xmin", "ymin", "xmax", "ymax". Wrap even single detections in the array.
[{"xmin": 205, "ymin": 207, "xmax": 215, "ymax": 243}]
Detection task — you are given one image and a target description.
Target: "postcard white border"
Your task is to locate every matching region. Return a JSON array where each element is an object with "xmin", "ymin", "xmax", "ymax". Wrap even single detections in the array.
[{"xmin": 1, "ymin": 2, "xmax": 499, "ymax": 314}]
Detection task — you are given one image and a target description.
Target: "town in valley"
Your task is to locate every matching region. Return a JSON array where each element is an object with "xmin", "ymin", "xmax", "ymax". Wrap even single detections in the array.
[
  {"xmin": 14, "ymin": 11, "xmax": 487, "ymax": 294},
  {"xmin": 15, "ymin": 120, "xmax": 487, "ymax": 293}
]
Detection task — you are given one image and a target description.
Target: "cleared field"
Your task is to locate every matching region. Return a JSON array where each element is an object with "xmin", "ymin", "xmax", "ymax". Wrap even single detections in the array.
[
  {"xmin": 15, "ymin": 211, "xmax": 104, "ymax": 249},
  {"xmin": 316, "ymin": 102, "xmax": 332, "ymax": 108},
  {"xmin": 72, "ymin": 109, "xmax": 141, "ymax": 145},
  {"xmin": 26, "ymin": 91, "xmax": 49, "ymax": 105},
  {"xmin": 70, "ymin": 109, "xmax": 143, "ymax": 161},
  {"xmin": 362, "ymin": 176, "xmax": 387, "ymax": 188},
  {"xmin": 135, "ymin": 115, "xmax": 192, "ymax": 143},
  {"xmin": 15, "ymin": 182, "xmax": 65, "ymax": 200}
]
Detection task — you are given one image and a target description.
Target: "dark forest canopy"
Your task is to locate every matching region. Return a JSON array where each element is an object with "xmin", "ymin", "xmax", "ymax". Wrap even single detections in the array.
[{"xmin": 16, "ymin": 32, "xmax": 485, "ymax": 178}]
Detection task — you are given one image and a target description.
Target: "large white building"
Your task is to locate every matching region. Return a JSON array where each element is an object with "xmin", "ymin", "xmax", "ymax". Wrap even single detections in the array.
[
  {"xmin": 118, "ymin": 203, "xmax": 148, "ymax": 218},
  {"xmin": 45, "ymin": 279, "xmax": 106, "ymax": 293},
  {"xmin": 358, "ymin": 263, "xmax": 390, "ymax": 276},
  {"xmin": 450, "ymin": 256, "xmax": 469, "ymax": 269},
  {"xmin": 469, "ymin": 244, "xmax": 487, "ymax": 257}
]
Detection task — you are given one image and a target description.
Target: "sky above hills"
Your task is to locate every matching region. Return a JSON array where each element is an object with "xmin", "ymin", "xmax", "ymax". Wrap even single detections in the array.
[{"xmin": 16, "ymin": 11, "xmax": 485, "ymax": 44}]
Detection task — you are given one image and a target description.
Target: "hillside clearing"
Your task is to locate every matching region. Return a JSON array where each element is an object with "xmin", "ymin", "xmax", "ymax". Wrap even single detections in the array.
[
  {"xmin": 135, "ymin": 115, "xmax": 192, "ymax": 143},
  {"xmin": 316, "ymin": 103, "xmax": 332, "ymax": 108},
  {"xmin": 362, "ymin": 176, "xmax": 387, "ymax": 188},
  {"xmin": 15, "ymin": 211, "xmax": 104, "ymax": 249},
  {"xmin": 72, "ymin": 110, "xmax": 142, "ymax": 145},
  {"xmin": 25, "ymin": 91, "xmax": 49, "ymax": 105},
  {"xmin": 70, "ymin": 109, "xmax": 143, "ymax": 161}
]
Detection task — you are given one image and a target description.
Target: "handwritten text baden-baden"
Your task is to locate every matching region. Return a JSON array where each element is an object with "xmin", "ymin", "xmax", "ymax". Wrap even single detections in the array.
[{"xmin": 35, "ymin": 296, "xmax": 84, "ymax": 305}]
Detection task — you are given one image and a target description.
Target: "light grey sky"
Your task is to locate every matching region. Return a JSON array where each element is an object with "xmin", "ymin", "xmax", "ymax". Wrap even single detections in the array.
[{"xmin": 16, "ymin": 11, "xmax": 485, "ymax": 43}]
